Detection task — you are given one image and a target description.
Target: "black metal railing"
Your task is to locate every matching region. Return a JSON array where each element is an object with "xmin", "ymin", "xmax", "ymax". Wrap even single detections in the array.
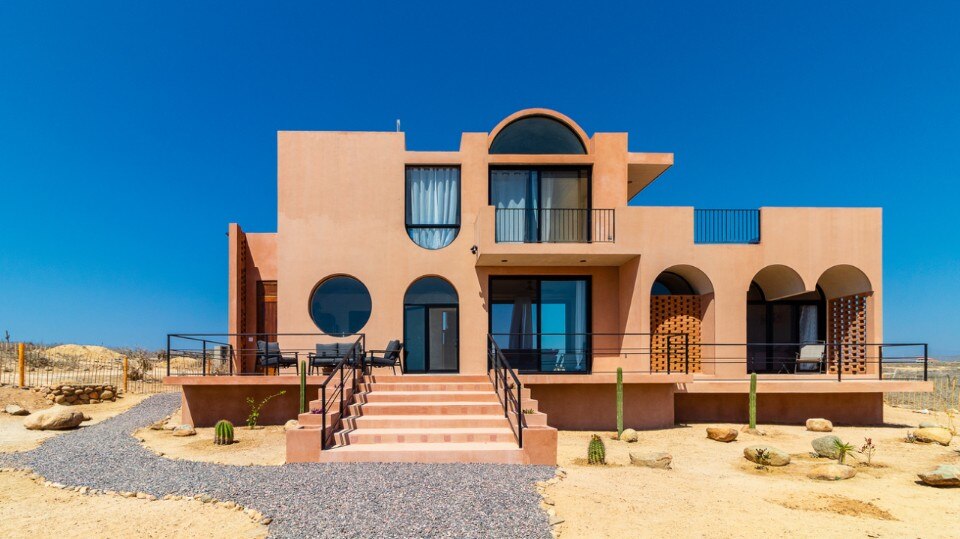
[
  {"xmin": 165, "ymin": 332, "xmax": 365, "ymax": 376},
  {"xmin": 495, "ymin": 208, "xmax": 615, "ymax": 243},
  {"xmin": 487, "ymin": 335, "xmax": 525, "ymax": 447},
  {"xmin": 694, "ymin": 209, "xmax": 760, "ymax": 244},
  {"xmin": 488, "ymin": 332, "xmax": 688, "ymax": 374},
  {"xmin": 319, "ymin": 336, "xmax": 365, "ymax": 450}
]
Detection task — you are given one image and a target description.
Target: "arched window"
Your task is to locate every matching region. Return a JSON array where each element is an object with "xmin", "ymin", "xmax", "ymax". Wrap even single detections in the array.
[
  {"xmin": 404, "ymin": 277, "xmax": 459, "ymax": 372},
  {"xmin": 404, "ymin": 277, "xmax": 459, "ymax": 304},
  {"xmin": 651, "ymin": 271, "xmax": 696, "ymax": 295},
  {"xmin": 309, "ymin": 275, "xmax": 372, "ymax": 335},
  {"xmin": 489, "ymin": 116, "xmax": 587, "ymax": 154},
  {"xmin": 406, "ymin": 166, "xmax": 460, "ymax": 249}
]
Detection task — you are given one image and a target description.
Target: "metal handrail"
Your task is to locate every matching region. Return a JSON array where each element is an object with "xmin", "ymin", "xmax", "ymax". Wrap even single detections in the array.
[
  {"xmin": 487, "ymin": 335, "xmax": 525, "ymax": 447},
  {"xmin": 694, "ymin": 209, "xmax": 760, "ymax": 244},
  {"xmin": 319, "ymin": 336, "xmax": 365, "ymax": 450},
  {"xmin": 495, "ymin": 207, "xmax": 615, "ymax": 243}
]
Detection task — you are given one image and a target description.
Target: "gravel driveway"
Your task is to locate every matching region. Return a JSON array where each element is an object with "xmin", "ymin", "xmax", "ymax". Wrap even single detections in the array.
[{"xmin": 2, "ymin": 393, "xmax": 554, "ymax": 539}]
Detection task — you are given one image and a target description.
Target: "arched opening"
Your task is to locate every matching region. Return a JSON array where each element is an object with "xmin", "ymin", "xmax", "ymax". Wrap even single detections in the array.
[
  {"xmin": 489, "ymin": 115, "xmax": 587, "ymax": 154},
  {"xmin": 817, "ymin": 265, "xmax": 873, "ymax": 375},
  {"xmin": 650, "ymin": 266, "xmax": 715, "ymax": 373},
  {"xmin": 746, "ymin": 266, "xmax": 824, "ymax": 373},
  {"xmin": 403, "ymin": 277, "xmax": 459, "ymax": 373}
]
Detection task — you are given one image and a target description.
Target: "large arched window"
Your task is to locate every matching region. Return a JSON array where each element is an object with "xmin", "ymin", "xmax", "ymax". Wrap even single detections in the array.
[
  {"xmin": 309, "ymin": 275, "xmax": 372, "ymax": 335},
  {"xmin": 406, "ymin": 166, "xmax": 460, "ymax": 249},
  {"xmin": 404, "ymin": 277, "xmax": 459, "ymax": 373},
  {"xmin": 489, "ymin": 115, "xmax": 587, "ymax": 154}
]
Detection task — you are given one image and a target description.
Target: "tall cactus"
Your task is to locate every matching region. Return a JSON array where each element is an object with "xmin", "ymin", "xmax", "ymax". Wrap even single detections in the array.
[
  {"xmin": 214, "ymin": 419, "xmax": 234, "ymax": 445},
  {"xmin": 748, "ymin": 372, "xmax": 757, "ymax": 429},
  {"xmin": 299, "ymin": 360, "xmax": 307, "ymax": 414},
  {"xmin": 616, "ymin": 367, "xmax": 624, "ymax": 438},
  {"xmin": 587, "ymin": 434, "xmax": 606, "ymax": 465}
]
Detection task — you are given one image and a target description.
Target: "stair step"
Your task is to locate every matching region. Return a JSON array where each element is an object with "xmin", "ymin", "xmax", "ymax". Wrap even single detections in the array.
[
  {"xmin": 342, "ymin": 427, "xmax": 516, "ymax": 444},
  {"xmin": 316, "ymin": 442, "xmax": 525, "ymax": 464},
  {"xmin": 350, "ymin": 402, "xmax": 504, "ymax": 416},
  {"xmin": 366, "ymin": 375, "xmax": 490, "ymax": 384},
  {"xmin": 361, "ymin": 382, "xmax": 494, "ymax": 392},
  {"xmin": 343, "ymin": 414, "xmax": 511, "ymax": 429},
  {"xmin": 360, "ymin": 391, "xmax": 500, "ymax": 403}
]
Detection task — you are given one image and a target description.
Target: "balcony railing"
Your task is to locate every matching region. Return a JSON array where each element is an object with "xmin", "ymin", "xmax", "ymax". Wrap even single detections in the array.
[
  {"xmin": 495, "ymin": 208, "xmax": 615, "ymax": 243},
  {"xmin": 694, "ymin": 209, "xmax": 760, "ymax": 244}
]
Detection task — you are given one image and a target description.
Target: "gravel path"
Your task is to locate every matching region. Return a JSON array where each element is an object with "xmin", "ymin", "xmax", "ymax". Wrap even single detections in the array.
[{"xmin": 1, "ymin": 393, "xmax": 555, "ymax": 538}]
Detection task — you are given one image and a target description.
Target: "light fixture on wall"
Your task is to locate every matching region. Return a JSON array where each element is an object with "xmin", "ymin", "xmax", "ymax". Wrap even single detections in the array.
[{"xmin": 470, "ymin": 245, "xmax": 478, "ymax": 254}]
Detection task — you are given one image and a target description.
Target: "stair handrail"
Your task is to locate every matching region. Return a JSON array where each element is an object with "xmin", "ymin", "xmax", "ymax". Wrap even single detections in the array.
[
  {"xmin": 487, "ymin": 334, "xmax": 525, "ymax": 448},
  {"xmin": 319, "ymin": 335, "xmax": 365, "ymax": 450}
]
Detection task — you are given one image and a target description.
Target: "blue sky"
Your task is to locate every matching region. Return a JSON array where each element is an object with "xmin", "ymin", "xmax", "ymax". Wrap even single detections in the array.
[{"xmin": 1, "ymin": 2, "xmax": 958, "ymax": 354}]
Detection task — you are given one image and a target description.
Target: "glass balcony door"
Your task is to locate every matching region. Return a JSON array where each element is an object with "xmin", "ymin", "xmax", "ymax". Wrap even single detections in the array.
[{"xmin": 490, "ymin": 168, "xmax": 589, "ymax": 242}]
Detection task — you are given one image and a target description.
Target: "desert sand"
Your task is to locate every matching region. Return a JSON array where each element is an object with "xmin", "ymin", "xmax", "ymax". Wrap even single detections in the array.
[
  {"xmin": 546, "ymin": 406, "xmax": 959, "ymax": 538},
  {"xmin": 136, "ymin": 415, "xmax": 287, "ymax": 466}
]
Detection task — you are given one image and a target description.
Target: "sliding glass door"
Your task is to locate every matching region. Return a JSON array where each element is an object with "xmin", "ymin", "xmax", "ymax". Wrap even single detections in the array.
[
  {"xmin": 489, "ymin": 276, "xmax": 590, "ymax": 373},
  {"xmin": 490, "ymin": 168, "xmax": 589, "ymax": 242}
]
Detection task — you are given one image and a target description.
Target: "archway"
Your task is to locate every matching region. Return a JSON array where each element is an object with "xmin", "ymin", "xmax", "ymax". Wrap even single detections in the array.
[
  {"xmin": 650, "ymin": 266, "xmax": 715, "ymax": 373},
  {"xmin": 403, "ymin": 277, "xmax": 459, "ymax": 373},
  {"xmin": 746, "ymin": 266, "xmax": 824, "ymax": 373},
  {"xmin": 817, "ymin": 265, "xmax": 873, "ymax": 375}
]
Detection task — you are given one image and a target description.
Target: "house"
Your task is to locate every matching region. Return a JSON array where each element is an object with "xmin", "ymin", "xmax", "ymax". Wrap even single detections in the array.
[{"xmin": 166, "ymin": 108, "xmax": 931, "ymax": 464}]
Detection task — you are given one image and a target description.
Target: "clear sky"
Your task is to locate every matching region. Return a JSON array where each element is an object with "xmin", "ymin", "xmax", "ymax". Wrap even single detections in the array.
[{"xmin": 1, "ymin": 2, "xmax": 958, "ymax": 354}]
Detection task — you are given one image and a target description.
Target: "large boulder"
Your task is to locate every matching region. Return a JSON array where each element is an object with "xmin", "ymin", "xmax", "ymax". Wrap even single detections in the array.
[
  {"xmin": 913, "ymin": 427, "xmax": 953, "ymax": 446},
  {"xmin": 743, "ymin": 445, "xmax": 790, "ymax": 466},
  {"xmin": 706, "ymin": 427, "xmax": 738, "ymax": 442},
  {"xmin": 812, "ymin": 435, "xmax": 842, "ymax": 459},
  {"xmin": 918, "ymin": 465, "xmax": 960, "ymax": 487},
  {"xmin": 805, "ymin": 418, "xmax": 833, "ymax": 432},
  {"xmin": 4, "ymin": 404, "xmax": 29, "ymax": 416},
  {"xmin": 620, "ymin": 428, "xmax": 638, "ymax": 443},
  {"xmin": 808, "ymin": 464, "xmax": 857, "ymax": 481},
  {"xmin": 22, "ymin": 406, "xmax": 88, "ymax": 430},
  {"xmin": 629, "ymin": 452, "xmax": 672, "ymax": 469}
]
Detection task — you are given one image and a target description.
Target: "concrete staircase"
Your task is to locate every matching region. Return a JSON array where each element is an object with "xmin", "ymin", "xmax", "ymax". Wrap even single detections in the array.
[{"xmin": 286, "ymin": 374, "xmax": 555, "ymax": 464}]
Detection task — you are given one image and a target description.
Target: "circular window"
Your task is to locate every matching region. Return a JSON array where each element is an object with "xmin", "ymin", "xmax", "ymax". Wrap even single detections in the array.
[{"xmin": 309, "ymin": 276, "xmax": 372, "ymax": 335}]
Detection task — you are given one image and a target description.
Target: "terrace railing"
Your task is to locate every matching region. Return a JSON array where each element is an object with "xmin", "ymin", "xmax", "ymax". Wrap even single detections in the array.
[
  {"xmin": 495, "ymin": 208, "xmax": 615, "ymax": 243},
  {"xmin": 487, "ymin": 335, "xmax": 525, "ymax": 447},
  {"xmin": 694, "ymin": 209, "xmax": 761, "ymax": 244},
  {"xmin": 319, "ymin": 336, "xmax": 364, "ymax": 450}
]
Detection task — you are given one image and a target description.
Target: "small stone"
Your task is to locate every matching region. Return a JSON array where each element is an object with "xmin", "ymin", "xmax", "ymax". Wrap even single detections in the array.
[
  {"xmin": 54, "ymin": 395, "xmax": 66, "ymax": 404},
  {"xmin": 146, "ymin": 495, "xmax": 157, "ymax": 501},
  {"xmin": 548, "ymin": 515, "xmax": 565, "ymax": 526},
  {"xmin": 808, "ymin": 464, "xmax": 857, "ymax": 480},
  {"xmin": 706, "ymin": 427, "xmax": 738, "ymax": 442},
  {"xmin": 81, "ymin": 413, "xmax": 92, "ymax": 421},
  {"xmin": 743, "ymin": 445, "xmax": 790, "ymax": 466},
  {"xmin": 619, "ymin": 428, "xmax": 638, "ymax": 442},
  {"xmin": 812, "ymin": 435, "xmax": 842, "ymax": 459},
  {"xmin": 542, "ymin": 496, "xmax": 555, "ymax": 506},
  {"xmin": 912, "ymin": 427, "xmax": 953, "ymax": 446},
  {"xmin": 101, "ymin": 390, "xmax": 114, "ymax": 400},
  {"xmin": 918, "ymin": 465, "xmax": 960, "ymax": 487},
  {"xmin": 284, "ymin": 419, "xmax": 301, "ymax": 431},
  {"xmin": 805, "ymin": 418, "xmax": 833, "ymax": 432},
  {"xmin": 136, "ymin": 492, "xmax": 147, "ymax": 499},
  {"xmin": 918, "ymin": 421, "xmax": 944, "ymax": 429},
  {"xmin": 629, "ymin": 451, "xmax": 672, "ymax": 469},
  {"xmin": 199, "ymin": 495, "xmax": 213, "ymax": 503},
  {"xmin": 259, "ymin": 517, "xmax": 273, "ymax": 525},
  {"xmin": 78, "ymin": 486, "xmax": 88, "ymax": 494},
  {"xmin": 221, "ymin": 501, "xmax": 236, "ymax": 509},
  {"xmin": 172, "ymin": 424, "xmax": 197, "ymax": 437},
  {"xmin": 4, "ymin": 404, "xmax": 29, "ymax": 416},
  {"xmin": 149, "ymin": 419, "xmax": 167, "ymax": 430}
]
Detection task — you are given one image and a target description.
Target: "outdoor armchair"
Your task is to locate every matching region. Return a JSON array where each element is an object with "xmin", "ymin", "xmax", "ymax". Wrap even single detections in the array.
[
  {"xmin": 366, "ymin": 340, "xmax": 403, "ymax": 374},
  {"xmin": 795, "ymin": 343, "xmax": 826, "ymax": 374},
  {"xmin": 256, "ymin": 340, "xmax": 299, "ymax": 374}
]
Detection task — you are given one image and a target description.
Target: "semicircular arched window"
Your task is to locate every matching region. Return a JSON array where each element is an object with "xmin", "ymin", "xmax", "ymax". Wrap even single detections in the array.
[
  {"xmin": 406, "ymin": 166, "xmax": 460, "ymax": 250},
  {"xmin": 309, "ymin": 275, "xmax": 372, "ymax": 335},
  {"xmin": 489, "ymin": 115, "xmax": 587, "ymax": 154},
  {"xmin": 404, "ymin": 276, "xmax": 459, "ymax": 305}
]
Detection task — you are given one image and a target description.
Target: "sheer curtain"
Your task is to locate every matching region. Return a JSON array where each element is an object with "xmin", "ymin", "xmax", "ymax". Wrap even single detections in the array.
[
  {"xmin": 407, "ymin": 167, "xmax": 460, "ymax": 249},
  {"xmin": 491, "ymin": 170, "xmax": 537, "ymax": 242},
  {"xmin": 799, "ymin": 305, "xmax": 818, "ymax": 344},
  {"xmin": 541, "ymin": 171, "xmax": 587, "ymax": 242}
]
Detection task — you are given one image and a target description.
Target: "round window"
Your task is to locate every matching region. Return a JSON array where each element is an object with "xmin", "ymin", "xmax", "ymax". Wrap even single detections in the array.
[{"xmin": 309, "ymin": 276, "xmax": 372, "ymax": 335}]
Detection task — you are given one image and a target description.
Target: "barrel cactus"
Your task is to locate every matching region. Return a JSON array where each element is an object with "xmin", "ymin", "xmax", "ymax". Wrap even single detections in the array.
[
  {"xmin": 214, "ymin": 419, "xmax": 234, "ymax": 445},
  {"xmin": 587, "ymin": 434, "xmax": 606, "ymax": 465}
]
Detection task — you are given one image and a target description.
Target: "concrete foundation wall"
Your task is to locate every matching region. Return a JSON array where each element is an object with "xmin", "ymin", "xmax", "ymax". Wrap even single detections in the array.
[
  {"xmin": 674, "ymin": 392, "xmax": 884, "ymax": 425},
  {"xmin": 530, "ymin": 383, "xmax": 676, "ymax": 430}
]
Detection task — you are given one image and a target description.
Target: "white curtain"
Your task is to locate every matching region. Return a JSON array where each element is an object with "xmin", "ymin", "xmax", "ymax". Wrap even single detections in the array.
[
  {"xmin": 799, "ymin": 305, "xmax": 818, "ymax": 344},
  {"xmin": 491, "ymin": 170, "xmax": 537, "ymax": 242},
  {"xmin": 570, "ymin": 281, "xmax": 588, "ymax": 371},
  {"xmin": 541, "ymin": 171, "xmax": 587, "ymax": 242},
  {"xmin": 407, "ymin": 167, "xmax": 460, "ymax": 249}
]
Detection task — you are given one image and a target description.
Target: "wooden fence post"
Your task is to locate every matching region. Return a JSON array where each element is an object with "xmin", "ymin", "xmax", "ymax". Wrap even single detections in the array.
[
  {"xmin": 122, "ymin": 355, "xmax": 129, "ymax": 393},
  {"xmin": 17, "ymin": 343, "xmax": 25, "ymax": 388}
]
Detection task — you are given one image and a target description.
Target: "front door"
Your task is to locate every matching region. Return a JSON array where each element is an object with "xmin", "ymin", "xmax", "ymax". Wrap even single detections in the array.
[{"xmin": 404, "ymin": 305, "xmax": 459, "ymax": 373}]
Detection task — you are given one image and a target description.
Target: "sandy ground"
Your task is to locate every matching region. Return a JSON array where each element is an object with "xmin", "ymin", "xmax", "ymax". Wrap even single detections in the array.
[
  {"xmin": 0, "ymin": 470, "xmax": 267, "ymax": 539},
  {"xmin": 547, "ymin": 406, "xmax": 959, "ymax": 538},
  {"xmin": 0, "ymin": 388, "xmax": 149, "ymax": 452},
  {"xmin": 136, "ymin": 411, "xmax": 287, "ymax": 466}
]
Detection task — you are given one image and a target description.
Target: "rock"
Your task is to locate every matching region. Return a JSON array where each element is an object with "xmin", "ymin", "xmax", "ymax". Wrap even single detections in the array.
[
  {"xmin": 53, "ymin": 395, "xmax": 66, "ymax": 404},
  {"xmin": 22, "ymin": 407, "xmax": 88, "ymax": 430},
  {"xmin": 4, "ymin": 404, "xmax": 29, "ymax": 416},
  {"xmin": 808, "ymin": 464, "xmax": 857, "ymax": 480},
  {"xmin": 620, "ymin": 428, "xmax": 638, "ymax": 442},
  {"xmin": 172, "ymin": 424, "xmax": 196, "ymax": 437},
  {"xmin": 149, "ymin": 419, "xmax": 166, "ymax": 430},
  {"xmin": 812, "ymin": 435, "xmax": 842, "ymax": 459},
  {"xmin": 913, "ymin": 428, "xmax": 953, "ymax": 446},
  {"xmin": 629, "ymin": 451, "xmax": 672, "ymax": 469},
  {"xmin": 542, "ymin": 496, "xmax": 555, "ymax": 506},
  {"xmin": 805, "ymin": 418, "xmax": 833, "ymax": 432},
  {"xmin": 284, "ymin": 419, "xmax": 301, "ymax": 431},
  {"xmin": 64, "ymin": 395, "xmax": 77, "ymax": 404},
  {"xmin": 81, "ymin": 413, "xmax": 92, "ymax": 421},
  {"xmin": 548, "ymin": 515, "xmax": 564, "ymax": 526},
  {"xmin": 101, "ymin": 390, "xmax": 114, "ymax": 400},
  {"xmin": 706, "ymin": 427, "xmax": 738, "ymax": 442},
  {"xmin": 918, "ymin": 465, "xmax": 960, "ymax": 487},
  {"xmin": 740, "ymin": 426, "xmax": 765, "ymax": 436},
  {"xmin": 89, "ymin": 392, "xmax": 99, "ymax": 400},
  {"xmin": 260, "ymin": 517, "xmax": 273, "ymax": 525},
  {"xmin": 743, "ymin": 445, "xmax": 790, "ymax": 466}
]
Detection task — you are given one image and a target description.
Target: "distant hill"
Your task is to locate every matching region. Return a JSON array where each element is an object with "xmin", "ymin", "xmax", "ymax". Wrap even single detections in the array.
[{"xmin": 933, "ymin": 355, "xmax": 960, "ymax": 362}]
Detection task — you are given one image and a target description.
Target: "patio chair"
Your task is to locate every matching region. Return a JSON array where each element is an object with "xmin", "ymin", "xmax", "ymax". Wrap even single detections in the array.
[
  {"xmin": 256, "ymin": 340, "xmax": 299, "ymax": 375},
  {"xmin": 366, "ymin": 340, "xmax": 403, "ymax": 374},
  {"xmin": 794, "ymin": 344, "xmax": 826, "ymax": 374}
]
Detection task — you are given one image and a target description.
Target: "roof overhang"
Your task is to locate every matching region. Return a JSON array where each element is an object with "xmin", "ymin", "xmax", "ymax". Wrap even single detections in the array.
[{"xmin": 627, "ymin": 152, "xmax": 674, "ymax": 199}]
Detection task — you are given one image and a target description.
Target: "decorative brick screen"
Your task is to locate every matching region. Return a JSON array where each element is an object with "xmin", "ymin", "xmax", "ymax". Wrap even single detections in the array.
[
  {"xmin": 651, "ymin": 295, "xmax": 702, "ymax": 373},
  {"xmin": 827, "ymin": 293, "xmax": 868, "ymax": 374}
]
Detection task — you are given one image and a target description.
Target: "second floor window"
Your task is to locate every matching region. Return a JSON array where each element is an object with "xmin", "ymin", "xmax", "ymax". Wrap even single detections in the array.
[
  {"xmin": 406, "ymin": 166, "xmax": 461, "ymax": 250},
  {"xmin": 490, "ymin": 167, "xmax": 589, "ymax": 242}
]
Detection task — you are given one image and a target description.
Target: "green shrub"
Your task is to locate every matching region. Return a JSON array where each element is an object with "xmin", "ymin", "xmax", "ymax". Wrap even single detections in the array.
[
  {"xmin": 214, "ymin": 419, "xmax": 234, "ymax": 445},
  {"xmin": 246, "ymin": 390, "xmax": 286, "ymax": 428},
  {"xmin": 587, "ymin": 434, "xmax": 606, "ymax": 465}
]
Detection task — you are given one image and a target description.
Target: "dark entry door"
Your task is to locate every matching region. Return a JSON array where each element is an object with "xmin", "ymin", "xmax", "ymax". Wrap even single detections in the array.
[{"xmin": 404, "ymin": 305, "xmax": 459, "ymax": 373}]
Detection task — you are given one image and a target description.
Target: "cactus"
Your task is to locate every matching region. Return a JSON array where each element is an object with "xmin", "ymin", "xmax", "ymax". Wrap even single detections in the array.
[
  {"xmin": 616, "ymin": 367, "xmax": 624, "ymax": 438},
  {"xmin": 587, "ymin": 434, "xmax": 606, "ymax": 465},
  {"xmin": 214, "ymin": 419, "xmax": 234, "ymax": 445},
  {"xmin": 748, "ymin": 372, "xmax": 757, "ymax": 430},
  {"xmin": 299, "ymin": 360, "xmax": 307, "ymax": 414}
]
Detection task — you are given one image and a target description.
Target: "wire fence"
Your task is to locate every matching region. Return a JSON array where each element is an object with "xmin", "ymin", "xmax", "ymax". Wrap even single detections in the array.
[
  {"xmin": 884, "ymin": 363, "xmax": 960, "ymax": 411},
  {"xmin": 0, "ymin": 342, "xmax": 176, "ymax": 394}
]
